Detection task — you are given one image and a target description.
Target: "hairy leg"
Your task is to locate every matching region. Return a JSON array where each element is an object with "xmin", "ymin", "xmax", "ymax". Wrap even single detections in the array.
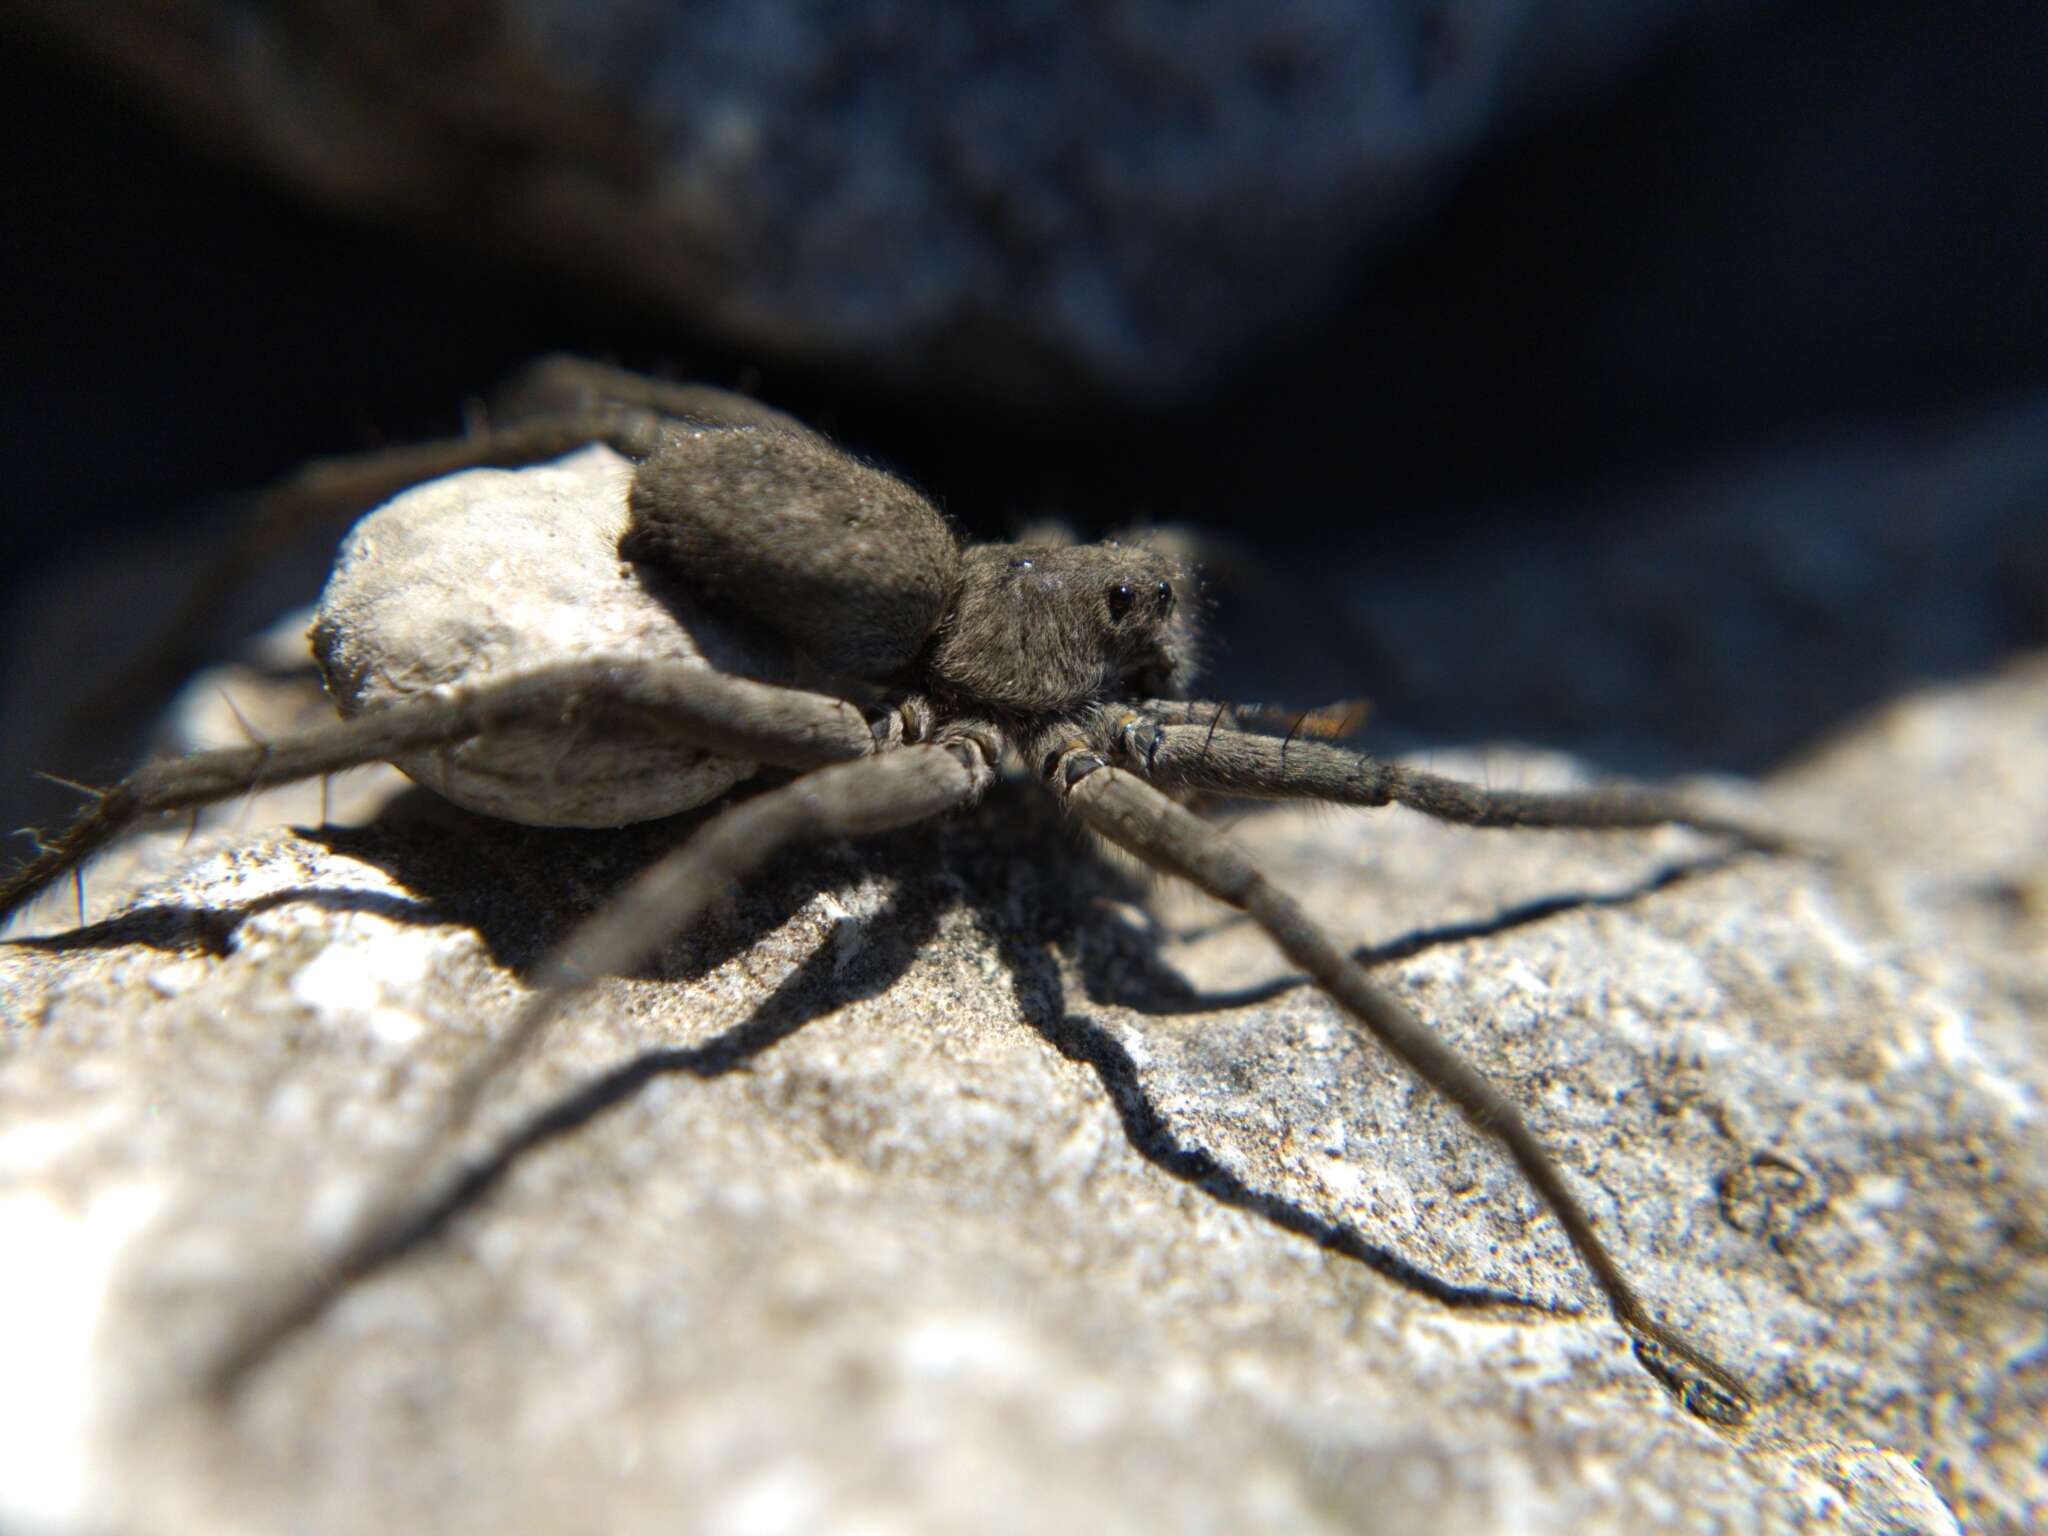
[
  {"xmin": 207, "ymin": 732, "xmax": 998, "ymax": 1394},
  {"xmin": 82, "ymin": 357, "xmax": 805, "ymax": 731},
  {"xmin": 488, "ymin": 354, "xmax": 823, "ymax": 441},
  {"xmin": 3, "ymin": 663, "xmax": 877, "ymax": 923},
  {"xmin": 1103, "ymin": 711, "xmax": 1789, "ymax": 851},
  {"xmin": 232, "ymin": 358, "xmax": 812, "ymax": 583},
  {"xmin": 1050, "ymin": 746, "xmax": 1752, "ymax": 1425},
  {"xmin": 78, "ymin": 401, "xmax": 676, "ymax": 729},
  {"xmin": 241, "ymin": 357, "xmax": 815, "ymax": 557}
]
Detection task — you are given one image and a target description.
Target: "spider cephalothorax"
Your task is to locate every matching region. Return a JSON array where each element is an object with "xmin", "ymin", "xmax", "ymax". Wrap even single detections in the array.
[
  {"xmin": 0, "ymin": 357, "xmax": 1784, "ymax": 1419},
  {"xmin": 925, "ymin": 542, "xmax": 1196, "ymax": 716}
]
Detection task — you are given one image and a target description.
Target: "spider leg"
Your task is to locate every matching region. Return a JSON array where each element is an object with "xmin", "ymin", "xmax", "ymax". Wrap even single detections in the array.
[
  {"xmin": 205, "ymin": 730, "xmax": 998, "ymax": 1396},
  {"xmin": 233, "ymin": 358, "xmax": 816, "ymax": 580},
  {"xmin": 1049, "ymin": 745, "xmax": 1753, "ymax": 1426},
  {"xmin": 198, "ymin": 359, "xmax": 810, "ymax": 645},
  {"xmin": 487, "ymin": 354, "xmax": 825, "ymax": 441},
  {"xmin": 258, "ymin": 402, "xmax": 668, "ymax": 535},
  {"xmin": 80, "ymin": 356, "xmax": 809, "ymax": 735},
  {"xmin": 76, "ymin": 400, "xmax": 678, "ymax": 732},
  {"xmin": 3, "ymin": 662, "xmax": 877, "ymax": 924},
  {"xmin": 1105, "ymin": 711, "xmax": 1790, "ymax": 851}
]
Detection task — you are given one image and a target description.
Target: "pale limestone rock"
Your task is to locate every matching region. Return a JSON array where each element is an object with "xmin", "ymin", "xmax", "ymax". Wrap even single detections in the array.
[{"xmin": 5, "ymin": 650, "xmax": 2043, "ymax": 1534}]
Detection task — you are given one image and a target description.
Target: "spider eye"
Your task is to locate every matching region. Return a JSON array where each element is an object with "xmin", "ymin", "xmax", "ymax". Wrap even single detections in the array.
[
  {"xmin": 1155, "ymin": 580, "xmax": 1175, "ymax": 615},
  {"xmin": 1107, "ymin": 582, "xmax": 1136, "ymax": 620}
]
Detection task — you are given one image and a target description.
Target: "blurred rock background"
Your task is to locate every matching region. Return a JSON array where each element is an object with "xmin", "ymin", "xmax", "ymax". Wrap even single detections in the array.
[{"xmin": 4, "ymin": 0, "xmax": 2046, "ymax": 821}]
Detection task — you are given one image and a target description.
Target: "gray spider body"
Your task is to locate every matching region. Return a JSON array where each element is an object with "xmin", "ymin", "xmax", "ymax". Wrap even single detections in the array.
[
  {"xmin": 312, "ymin": 394, "xmax": 1192, "ymax": 828},
  {"xmin": 0, "ymin": 357, "xmax": 1785, "ymax": 1419},
  {"xmin": 620, "ymin": 416, "xmax": 1195, "ymax": 724}
]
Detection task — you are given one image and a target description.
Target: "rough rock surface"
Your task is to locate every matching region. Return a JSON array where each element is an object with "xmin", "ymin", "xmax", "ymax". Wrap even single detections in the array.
[
  {"xmin": 3, "ymin": 640, "xmax": 2044, "ymax": 1532},
  {"xmin": 12, "ymin": 0, "xmax": 1754, "ymax": 402},
  {"xmin": 312, "ymin": 446, "xmax": 781, "ymax": 827}
]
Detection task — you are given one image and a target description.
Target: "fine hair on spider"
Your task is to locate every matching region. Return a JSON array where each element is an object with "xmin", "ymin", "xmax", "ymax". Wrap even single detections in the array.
[{"xmin": 1, "ymin": 356, "xmax": 1789, "ymax": 1422}]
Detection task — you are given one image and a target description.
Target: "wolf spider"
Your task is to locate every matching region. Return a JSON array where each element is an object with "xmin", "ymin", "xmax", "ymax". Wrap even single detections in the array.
[{"xmin": 1, "ymin": 358, "xmax": 1782, "ymax": 1420}]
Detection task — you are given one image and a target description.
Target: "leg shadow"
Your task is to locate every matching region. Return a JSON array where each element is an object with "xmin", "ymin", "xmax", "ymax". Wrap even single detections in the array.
[
  {"xmin": 1063, "ymin": 847, "xmax": 1751, "ymax": 1016},
  {"xmin": 974, "ymin": 886, "xmax": 1545, "ymax": 1314},
  {"xmin": 308, "ymin": 875, "xmax": 946, "ymax": 1304},
  {"xmin": 304, "ymin": 786, "xmax": 862, "ymax": 983}
]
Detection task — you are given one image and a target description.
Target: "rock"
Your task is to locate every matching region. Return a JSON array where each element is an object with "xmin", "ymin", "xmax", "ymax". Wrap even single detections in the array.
[
  {"xmin": 4, "ymin": 644, "xmax": 2043, "ymax": 1533},
  {"xmin": 1212, "ymin": 394, "xmax": 2048, "ymax": 775},
  {"xmin": 16, "ymin": 1, "xmax": 1756, "ymax": 404},
  {"xmin": 312, "ymin": 446, "xmax": 784, "ymax": 827}
]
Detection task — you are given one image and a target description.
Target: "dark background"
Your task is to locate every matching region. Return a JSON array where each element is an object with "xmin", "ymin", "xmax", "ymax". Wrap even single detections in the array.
[{"xmin": 4, "ymin": 0, "xmax": 2045, "ymax": 821}]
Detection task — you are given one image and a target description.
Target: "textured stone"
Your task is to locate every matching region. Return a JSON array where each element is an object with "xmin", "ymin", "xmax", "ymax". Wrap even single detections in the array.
[
  {"xmin": 3, "ymin": 643, "xmax": 2042, "ymax": 1533},
  {"xmin": 311, "ymin": 446, "xmax": 783, "ymax": 827}
]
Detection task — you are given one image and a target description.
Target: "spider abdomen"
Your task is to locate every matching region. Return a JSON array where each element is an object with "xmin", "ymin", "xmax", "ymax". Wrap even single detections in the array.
[{"xmin": 622, "ymin": 423, "xmax": 959, "ymax": 681}]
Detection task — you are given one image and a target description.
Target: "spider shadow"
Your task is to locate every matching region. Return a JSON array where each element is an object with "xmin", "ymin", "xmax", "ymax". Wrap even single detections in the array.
[
  {"xmin": 7, "ymin": 784, "xmax": 858, "ymax": 988},
  {"xmin": 963, "ymin": 845, "xmax": 1549, "ymax": 1316},
  {"xmin": 945, "ymin": 787, "xmax": 1750, "ymax": 1318},
  {"xmin": 357, "ymin": 870, "xmax": 948, "ymax": 1270},
  {"xmin": 313, "ymin": 775, "xmax": 1751, "ymax": 1331},
  {"xmin": 298, "ymin": 782, "xmax": 877, "ymax": 986},
  {"xmin": 7, "ymin": 885, "xmax": 441, "ymax": 957}
]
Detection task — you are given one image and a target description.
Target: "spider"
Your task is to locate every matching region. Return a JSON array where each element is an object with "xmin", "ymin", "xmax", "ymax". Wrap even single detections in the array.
[{"xmin": 1, "ymin": 357, "xmax": 1783, "ymax": 1421}]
